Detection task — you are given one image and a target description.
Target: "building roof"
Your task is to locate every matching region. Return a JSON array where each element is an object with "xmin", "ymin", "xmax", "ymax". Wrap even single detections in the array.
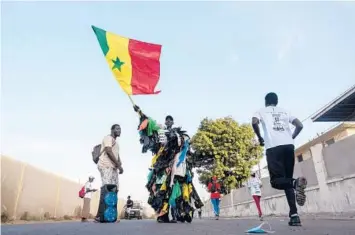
[{"xmin": 311, "ymin": 85, "xmax": 355, "ymax": 122}]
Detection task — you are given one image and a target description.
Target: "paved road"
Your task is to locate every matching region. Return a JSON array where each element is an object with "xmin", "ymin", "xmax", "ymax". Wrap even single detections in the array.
[{"xmin": 2, "ymin": 217, "xmax": 355, "ymax": 235}]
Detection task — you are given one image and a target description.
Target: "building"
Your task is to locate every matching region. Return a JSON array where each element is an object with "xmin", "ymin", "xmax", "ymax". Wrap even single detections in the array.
[
  {"xmin": 258, "ymin": 122, "xmax": 355, "ymax": 178},
  {"xmin": 294, "ymin": 84, "xmax": 355, "ymax": 163},
  {"xmin": 253, "ymin": 122, "xmax": 355, "ymax": 178},
  {"xmin": 311, "ymin": 84, "xmax": 355, "ymax": 122},
  {"xmin": 295, "ymin": 123, "xmax": 355, "ymax": 163}
]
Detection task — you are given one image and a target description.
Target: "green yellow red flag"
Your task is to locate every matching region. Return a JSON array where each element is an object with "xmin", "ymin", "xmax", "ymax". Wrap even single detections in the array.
[{"xmin": 92, "ymin": 25, "xmax": 162, "ymax": 95}]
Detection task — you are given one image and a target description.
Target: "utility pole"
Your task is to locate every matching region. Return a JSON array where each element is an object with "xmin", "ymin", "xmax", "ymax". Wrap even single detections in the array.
[{"xmin": 13, "ymin": 163, "xmax": 27, "ymax": 220}]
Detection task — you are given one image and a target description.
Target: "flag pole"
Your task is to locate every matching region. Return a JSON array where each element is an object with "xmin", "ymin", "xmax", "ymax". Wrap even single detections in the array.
[
  {"xmin": 127, "ymin": 94, "xmax": 143, "ymax": 118},
  {"xmin": 127, "ymin": 95, "xmax": 135, "ymax": 106}
]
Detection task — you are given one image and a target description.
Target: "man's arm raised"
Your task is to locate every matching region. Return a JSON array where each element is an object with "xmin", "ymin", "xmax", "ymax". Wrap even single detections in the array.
[{"xmin": 133, "ymin": 105, "xmax": 145, "ymax": 117}]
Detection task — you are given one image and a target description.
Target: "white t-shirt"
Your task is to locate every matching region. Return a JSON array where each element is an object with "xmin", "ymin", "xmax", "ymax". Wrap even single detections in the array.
[
  {"xmin": 84, "ymin": 181, "xmax": 93, "ymax": 199},
  {"xmin": 248, "ymin": 177, "xmax": 262, "ymax": 196},
  {"xmin": 98, "ymin": 135, "xmax": 119, "ymax": 168},
  {"xmin": 253, "ymin": 106, "xmax": 296, "ymax": 150}
]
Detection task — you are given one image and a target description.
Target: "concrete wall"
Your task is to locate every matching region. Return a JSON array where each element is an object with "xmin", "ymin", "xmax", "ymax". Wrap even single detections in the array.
[
  {"xmin": 202, "ymin": 135, "xmax": 355, "ymax": 217},
  {"xmin": 297, "ymin": 149, "xmax": 312, "ymax": 162},
  {"xmin": 1, "ymin": 156, "xmax": 125, "ymax": 219},
  {"xmin": 323, "ymin": 135, "xmax": 355, "ymax": 179}
]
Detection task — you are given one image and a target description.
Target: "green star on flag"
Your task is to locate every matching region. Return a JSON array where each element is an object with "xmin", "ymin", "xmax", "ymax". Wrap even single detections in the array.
[{"xmin": 112, "ymin": 57, "xmax": 125, "ymax": 72}]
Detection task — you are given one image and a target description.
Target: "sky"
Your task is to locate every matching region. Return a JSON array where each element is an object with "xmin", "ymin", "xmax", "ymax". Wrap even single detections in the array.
[{"xmin": 1, "ymin": 1, "xmax": 355, "ymax": 201}]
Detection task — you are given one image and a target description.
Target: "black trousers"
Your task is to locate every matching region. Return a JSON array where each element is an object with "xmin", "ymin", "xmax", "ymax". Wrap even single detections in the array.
[{"xmin": 266, "ymin": 144, "xmax": 297, "ymax": 216}]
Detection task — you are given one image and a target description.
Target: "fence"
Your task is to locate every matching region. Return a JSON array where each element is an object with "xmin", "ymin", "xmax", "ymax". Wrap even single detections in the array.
[
  {"xmin": 202, "ymin": 135, "xmax": 355, "ymax": 217},
  {"xmin": 1, "ymin": 155, "xmax": 125, "ymax": 220}
]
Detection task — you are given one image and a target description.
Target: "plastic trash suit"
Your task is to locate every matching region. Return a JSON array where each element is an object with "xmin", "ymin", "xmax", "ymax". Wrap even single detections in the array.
[{"xmin": 134, "ymin": 106, "xmax": 204, "ymax": 223}]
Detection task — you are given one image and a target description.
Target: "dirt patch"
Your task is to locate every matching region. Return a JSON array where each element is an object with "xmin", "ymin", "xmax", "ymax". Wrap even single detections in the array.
[
  {"xmin": 4, "ymin": 218, "xmax": 81, "ymax": 225},
  {"xmin": 2, "ymin": 211, "xmax": 81, "ymax": 225}
]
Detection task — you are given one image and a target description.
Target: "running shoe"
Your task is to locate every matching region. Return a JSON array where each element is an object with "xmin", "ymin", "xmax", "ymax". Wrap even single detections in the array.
[
  {"xmin": 288, "ymin": 215, "xmax": 302, "ymax": 226},
  {"xmin": 295, "ymin": 177, "xmax": 307, "ymax": 206}
]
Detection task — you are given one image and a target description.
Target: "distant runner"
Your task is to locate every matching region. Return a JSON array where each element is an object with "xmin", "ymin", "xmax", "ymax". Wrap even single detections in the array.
[
  {"xmin": 251, "ymin": 92, "xmax": 307, "ymax": 226},
  {"xmin": 207, "ymin": 176, "xmax": 221, "ymax": 220},
  {"xmin": 247, "ymin": 172, "xmax": 263, "ymax": 220}
]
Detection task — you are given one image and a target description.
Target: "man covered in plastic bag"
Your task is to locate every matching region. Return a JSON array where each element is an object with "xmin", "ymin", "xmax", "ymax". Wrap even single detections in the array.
[{"xmin": 133, "ymin": 105, "xmax": 203, "ymax": 223}]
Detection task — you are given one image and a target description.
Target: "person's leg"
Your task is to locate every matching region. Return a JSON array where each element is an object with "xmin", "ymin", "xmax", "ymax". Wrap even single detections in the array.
[
  {"xmin": 283, "ymin": 145, "xmax": 306, "ymax": 226},
  {"xmin": 109, "ymin": 168, "xmax": 119, "ymax": 191},
  {"xmin": 283, "ymin": 145, "xmax": 308, "ymax": 207},
  {"xmin": 267, "ymin": 145, "xmax": 298, "ymax": 226},
  {"xmin": 286, "ymin": 185, "xmax": 301, "ymax": 226},
  {"xmin": 282, "ymin": 145, "xmax": 298, "ymax": 217},
  {"xmin": 81, "ymin": 199, "xmax": 86, "ymax": 221},
  {"xmin": 86, "ymin": 198, "xmax": 91, "ymax": 219},
  {"xmin": 284, "ymin": 188, "xmax": 297, "ymax": 216},
  {"xmin": 170, "ymin": 207, "xmax": 177, "ymax": 223},
  {"xmin": 266, "ymin": 146, "xmax": 294, "ymax": 190},
  {"xmin": 82, "ymin": 198, "xmax": 90, "ymax": 221},
  {"xmin": 215, "ymin": 198, "xmax": 220, "ymax": 217},
  {"xmin": 252, "ymin": 195, "xmax": 262, "ymax": 217},
  {"xmin": 211, "ymin": 199, "xmax": 217, "ymax": 216},
  {"xmin": 99, "ymin": 166, "xmax": 111, "ymax": 186},
  {"xmin": 210, "ymin": 199, "xmax": 215, "ymax": 215}
]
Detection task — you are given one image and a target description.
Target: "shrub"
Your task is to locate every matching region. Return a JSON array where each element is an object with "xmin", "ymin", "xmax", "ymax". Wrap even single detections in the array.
[
  {"xmin": 1, "ymin": 211, "xmax": 10, "ymax": 223},
  {"xmin": 63, "ymin": 215, "xmax": 72, "ymax": 220}
]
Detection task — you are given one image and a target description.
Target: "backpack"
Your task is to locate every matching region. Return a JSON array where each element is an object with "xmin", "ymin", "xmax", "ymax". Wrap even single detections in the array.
[
  {"xmin": 79, "ymin": 186, "xmax": 85, "ymax": 198},
  {"xmin": 92, "ymin": 137, "xmax": 116, "ymax": 164},
  {"xmin": 92, "ymin": 144, "xmax": 102, "ymax": 164}
]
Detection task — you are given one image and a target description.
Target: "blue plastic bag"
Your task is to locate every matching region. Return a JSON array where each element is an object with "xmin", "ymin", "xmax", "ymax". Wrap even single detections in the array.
[{"xmin": 246, "ymin": 222, "xmax": 274, "ymax": 234}]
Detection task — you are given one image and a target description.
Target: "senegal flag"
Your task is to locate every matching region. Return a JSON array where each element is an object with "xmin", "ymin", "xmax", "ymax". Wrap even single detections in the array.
[{"xmin": 92, "ymin": 25, "xmax": 162, "ymax": 95}]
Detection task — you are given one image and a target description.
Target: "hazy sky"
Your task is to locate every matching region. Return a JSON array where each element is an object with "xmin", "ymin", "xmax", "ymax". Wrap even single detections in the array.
[{"xmin": 2, "ymin": 1, "xmax": 355, "ymax": 201}]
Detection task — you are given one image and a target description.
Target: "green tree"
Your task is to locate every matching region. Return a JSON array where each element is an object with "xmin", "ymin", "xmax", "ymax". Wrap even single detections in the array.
[{"xmin": 191, "ymin": 116, "xmax": 263, "ymax": 193}]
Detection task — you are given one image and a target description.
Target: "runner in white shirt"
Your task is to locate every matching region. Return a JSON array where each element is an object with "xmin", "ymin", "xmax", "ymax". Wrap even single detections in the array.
[
  {"xmin": 251, "ymin": 92, "xmax": 307, "ymax": 227},
  {"xmin": 247, "ymin": 173, "xmax": 263, "ymax": 220}
]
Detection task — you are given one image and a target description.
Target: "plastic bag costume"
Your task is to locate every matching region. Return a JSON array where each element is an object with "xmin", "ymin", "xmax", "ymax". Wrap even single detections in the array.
[{"xmin": 135, "ymin": 107, "xmax": 204, "ymax": 223}]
